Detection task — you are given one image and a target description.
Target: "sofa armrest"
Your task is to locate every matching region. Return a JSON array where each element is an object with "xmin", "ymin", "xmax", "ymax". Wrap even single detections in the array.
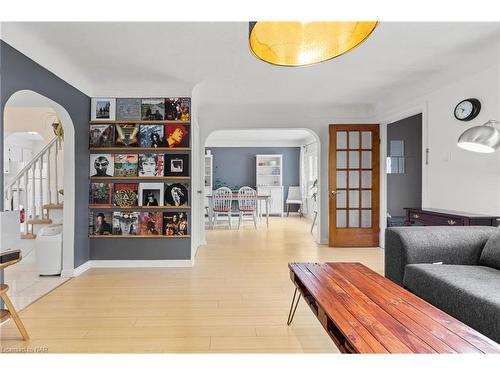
[{"xmin": 384, "ymin": 226, "xmax": 496, "ymax": 286}]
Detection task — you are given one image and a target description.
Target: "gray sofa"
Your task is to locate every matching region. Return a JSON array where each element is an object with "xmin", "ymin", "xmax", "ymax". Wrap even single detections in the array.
[{"xmin": 385, "ymin": 226, "xmax": 500, "ymax": 343}]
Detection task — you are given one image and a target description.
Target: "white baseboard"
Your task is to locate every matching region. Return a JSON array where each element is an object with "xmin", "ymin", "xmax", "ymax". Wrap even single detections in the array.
[
  {"xmin": 72, "ymin": 261, "xmax": 91, "ymax": 277},
  {"xmin": 68, "ymin": 259, "xmax": 193, "ymax": 277}
]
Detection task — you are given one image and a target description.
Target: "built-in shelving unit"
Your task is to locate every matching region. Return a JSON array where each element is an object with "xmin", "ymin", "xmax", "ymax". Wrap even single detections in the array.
[{"xmin": 256, "ymin": 154, "xmax": 284, "ymax": 216}]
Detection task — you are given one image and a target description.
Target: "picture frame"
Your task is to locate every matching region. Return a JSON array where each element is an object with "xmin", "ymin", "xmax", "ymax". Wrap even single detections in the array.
[
  {"xmin": 164, "ymin": 97, "xmax": 190, "ymax": 121},
  {"xmin": 90, "ymin": 211, "xmax": 113, "ymax": 236},
  {"xmin": 91, "ymin": 98, "xmax": 116, "ymax": 121},
  {"xmin": 138, "ymin": 212, "xmax": 163, "ymax": 235},
  {"xmin": 164, "ymin": 182, "xmax": 189, "ymax": 207},
  {"xmin": 115, "ymin": 124, "xmax": 139, "ymax": 147},
  {"xmin": 141, "ymin": 98, "xmax": 165, "ymax": 121},
  {"xmin": 112, "ymin": 211, "xmax": 138, "ymax": 235},
  {"xmin": 116, "ymin": 98, "xmax": 141, "ymax": 121},
  {"xmin": 89, "ymin": 182, "xmax": 113, "ymax": 206},
  {"xmin": 138, "ymin": 153, "xmax": 164, "ymax": 177},
  {"xmin": 89, "ymin": 124, "xmax": 115, "ymax": 147},
  {"xmin": 114, "ymin": 154, "xmax": 139, "ymax": 177},
  {"xmin": 113, "ymin": 183, "xmax": 139, "ymax": 207},
  {"xmin": 138, "ymin": 182, "xmax": 164, "ymax": 207},
  {"xmin": 163, "ymin": 212, "xmax": 188, "ymax": 236},
  {"xmin": 164, "ymin": 123, "xmax": 189, "ymax": 148},
  {"xmin": 164, "ymin": 154, "xmax": 190, "ymax": 177},
  {"xmin": 90, "ymin": 154, "xmax": 114, "ymax": 177},
  {"xmin": 139, "ymin": 124, "xmax": 165, "ymax": 148}
]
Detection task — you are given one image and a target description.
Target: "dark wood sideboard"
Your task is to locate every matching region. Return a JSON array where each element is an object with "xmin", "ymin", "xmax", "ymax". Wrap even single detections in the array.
[{"xmin": 405, "ymin": 208, "xmax": 500, "ymax": 227}]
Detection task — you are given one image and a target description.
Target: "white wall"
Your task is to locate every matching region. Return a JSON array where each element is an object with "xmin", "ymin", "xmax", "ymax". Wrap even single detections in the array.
[{"xmin": 377, "ymin": 64, "xmax": 500, "ymax": 216}]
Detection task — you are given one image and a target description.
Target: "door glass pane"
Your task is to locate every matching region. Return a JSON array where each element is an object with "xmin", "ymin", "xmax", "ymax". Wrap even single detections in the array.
[
  {"xmin": 349, "ymin": 210, "xmax": 359, "ymax": 227},
  {"xmin": 361, "ymin": 151, "xmax": 372, "ymax": 169},
  {"xmin": 337, "ymin": 131, "xmax": 347, "ymax": 149},
  {"xmin": 349, "ymin": 190, "xmax": 359, "ymax": 208},
  {"xmin": 336, "ymin": 151, "xmax": 347, "ymax": 169},
  {"xmin": 336, "ymin": 190, "xmax": 346, "ymax": 208},
  {"xmin": 361, "ymin": 190, "xmax": 372, "ymax": 208},
  {"xmin": 361, "ymin": 171, "xmax": 372, "ymax": 188},
  {"xmin": 337, "ymin": 210, "xmax": 347, "ymax": 228},
  {"xmin": 361, "ymin": 131, "xmax": 372, "ymax": 149},
  {"xmin": 348, "ymin": 171, "xmax": 359, "ymax": 188},
  {"xmin": 361, "ymin": 210, "xmax": 372, "ymax": 228},
  {"xmin": 349, "ymin": 151, "xmax": 359, "ymax": 168},
  {"xmin": 349, "ymin": 131, "xmax": 359, "ymax": 149},
  {"xmin": 337, "ymin": 171, "xmax": 347, "ymax": 189}
]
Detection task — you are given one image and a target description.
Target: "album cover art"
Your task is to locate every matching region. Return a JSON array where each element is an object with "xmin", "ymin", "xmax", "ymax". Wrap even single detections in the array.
[
  {"xmin": 89, "ymin": 124, "xmax": 115, "ymax": 147},
  {"xmin": 139, "ymin": 125, "xmax": 165, "ymax": 148},
  {"xmin": 116, "ymin": 98, "xmax": 141, "ymax": 121},
  {"xmin": 115, "ymin": 124, "xmax": 139, "ymax": 147},
  {"xmin": 138, "ymin": 212, "xmax": 163, "ymax": 235},
  {"xmin": 90, "ymin": 154, "xmax": 114, "ymax": 177},
  {"xmin": 164, "ymin": 97, "xmax": 190, "ymax": 121},
  {"xmin": 112, "ymin": 211, "xmax": 138, "ymax": 235},
  {"xmin": 91, "ymin": 98, "xmax": 116, "ymax": 121},
  {"xmin": 113, "ymin": 183, "xmax": 139, "ymax": 207},
  {"xmin": 114, "ymin": 154, "xmax": 139, "ymax": 177},
  {"xmin": 138, "ymin": 153, "xmax": 164, "ymax": 177},
  {"xmin": 164, "ymin": 154, "xmax": 190, "ymax": 177},
  {"xmin": 89, "ymin": 182, "xmax": 113, "ymax": 206},
  {"xmin": 141, "ymin": 98, "xmax": 165, "ymax": 120},
  {"xmin": 163, "ymin": 212, "xmax": 188, "ymax": 236},
  {"xmin": 164, "ymin": 123, "xmax": 189, "ymax": 148},
  {"xmin": 90, "ymin": 212, "xmax": 113, "ymax": 236},
  {"xmin": 138, "ymin": 182, "xmax": 164, "ymax": 206},
  {"xmin": 164, "ymin": 182, "xmax": 189, "ymax": 206}
]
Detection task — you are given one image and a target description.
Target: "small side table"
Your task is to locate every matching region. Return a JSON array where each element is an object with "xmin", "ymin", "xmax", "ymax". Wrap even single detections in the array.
[{"xmin": 1, "ymin": 255, "xmax": 30, "ymax": 340}]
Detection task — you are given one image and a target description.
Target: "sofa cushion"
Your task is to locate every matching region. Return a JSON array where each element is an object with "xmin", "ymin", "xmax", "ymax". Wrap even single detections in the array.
[
  {"xmin": 403, "ymin": 264, "xmax": 500, "ymax": 343},
  {"xmin": 479, "ymin": 227, "xmax": 500, "ymax": 270}
]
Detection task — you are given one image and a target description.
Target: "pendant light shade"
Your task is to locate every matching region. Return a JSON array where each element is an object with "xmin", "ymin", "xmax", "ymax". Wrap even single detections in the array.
[
  {"xmin": 457, "ymin": 120, "xmax": 500, "ymax": 153},
  {"xmin": 249, "ymin": 21, "xmax": 378, "ymax": 66}
]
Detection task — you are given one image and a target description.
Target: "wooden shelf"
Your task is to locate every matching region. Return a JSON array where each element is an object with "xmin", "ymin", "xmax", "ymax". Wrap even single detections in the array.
[
  {"xmin": 90, "ymin": 176, "xmax": 190, "ymax": 180},
  {"xmin": 90, "ymin": 235, "xmax": 191, "ymax": 238},
  {"xmin": 90, "ymin": 147, "xmax": 191, "ymax": 152},
  {"xmin": 89, "ymin": 205, "xmax": 191, "ymax": 210},
  {"xmin": 90, "ymin": 120, "xmax": 190, "ymax": 125}
]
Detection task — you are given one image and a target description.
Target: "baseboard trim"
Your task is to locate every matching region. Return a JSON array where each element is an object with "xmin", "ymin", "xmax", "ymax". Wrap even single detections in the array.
[
  {"xmin": 89, "ymin": 259, "xmax": 193, "ymax": 268},
  {"xmin": 72, "ymin": 261, "xmax": 91, "ymax": 277}
]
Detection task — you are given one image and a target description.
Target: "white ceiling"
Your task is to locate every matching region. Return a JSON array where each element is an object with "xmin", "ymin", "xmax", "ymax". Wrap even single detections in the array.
[
  {"xmin": 205, "ymin": 129, "xmax": 315, "ymax": 147},
  {"xmin": 1, "ymin": 22, "xmax": 499, "ymax": 126}
]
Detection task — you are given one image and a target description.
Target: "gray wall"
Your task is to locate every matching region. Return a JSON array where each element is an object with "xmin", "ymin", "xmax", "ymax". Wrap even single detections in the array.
[
  {"xmin": 207, "ymin": 147, "xmax": 300, "ymax": 206},
  {"xmin": 0, "ymin": 40, "xmax": 90, "ymax": 268},
  {"xmin": 387, "ymin": 113, "xmax": 422, "ymax": 217}
]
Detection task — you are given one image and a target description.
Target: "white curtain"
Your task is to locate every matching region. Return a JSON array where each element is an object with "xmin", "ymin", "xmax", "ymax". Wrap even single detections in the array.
[{"xmin": 299, "ymin": 145, "xmax": 307, "ymax": 214}]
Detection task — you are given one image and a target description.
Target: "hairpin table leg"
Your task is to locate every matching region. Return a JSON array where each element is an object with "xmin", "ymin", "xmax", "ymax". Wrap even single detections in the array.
[{"xmin": 287, "ymin": 287, "xmax": 301, "ymax": 326}]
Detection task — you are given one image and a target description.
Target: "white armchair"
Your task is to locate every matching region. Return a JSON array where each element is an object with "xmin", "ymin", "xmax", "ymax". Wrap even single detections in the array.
[{"xmin": 285, "ymin": 186, "xmax": 303, "ymax": 217}]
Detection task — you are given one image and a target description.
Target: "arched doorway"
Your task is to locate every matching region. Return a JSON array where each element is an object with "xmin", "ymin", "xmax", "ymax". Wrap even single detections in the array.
[{"xmin": 2, "ymin": 90, "xmax": 76, "ymax": 308}]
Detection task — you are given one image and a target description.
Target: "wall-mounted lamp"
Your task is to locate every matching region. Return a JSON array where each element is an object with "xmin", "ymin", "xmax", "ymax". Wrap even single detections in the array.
[{"xmin": 457, "ymin": 120, "xmax": 500, "ymax": 153}]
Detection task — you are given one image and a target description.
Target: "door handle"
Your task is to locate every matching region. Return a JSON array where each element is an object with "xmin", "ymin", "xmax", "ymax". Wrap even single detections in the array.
[
  {"xmin": 197, "ymin": 190, "xmax": 203, "ymax": 194},
  {"xmin": 330, "ymin": 190, "xmax": 337, "ymax": 197}
]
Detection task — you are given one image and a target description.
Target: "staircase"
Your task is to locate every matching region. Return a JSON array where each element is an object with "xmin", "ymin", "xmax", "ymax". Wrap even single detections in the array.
[{"xmin": 3, "ymin": 136, "xmax": 64, "ymax": 239}]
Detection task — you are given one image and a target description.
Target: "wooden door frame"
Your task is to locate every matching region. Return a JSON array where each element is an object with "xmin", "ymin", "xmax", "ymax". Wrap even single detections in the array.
[{"xmin": 329, "ymin": 124, "xmax": 380, "ymax": 247}]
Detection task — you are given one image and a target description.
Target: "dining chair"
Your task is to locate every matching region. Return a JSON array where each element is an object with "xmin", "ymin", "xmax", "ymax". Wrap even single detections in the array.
[
  {"xmin": 286, "ymin": 186, "xmax": 303, "ymax": 217},
  {"xmin": 212, "ymin": 187, "xmax": 233, "ymax": 229},
  {"xmin": 237, "ymin": 186, "xmax": 257, "ymax": 229}
]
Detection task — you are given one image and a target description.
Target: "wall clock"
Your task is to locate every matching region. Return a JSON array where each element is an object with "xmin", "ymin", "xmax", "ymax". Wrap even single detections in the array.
[{"xmin": 454, "ymin": 98, "xmax": 481, "ymax": 121}]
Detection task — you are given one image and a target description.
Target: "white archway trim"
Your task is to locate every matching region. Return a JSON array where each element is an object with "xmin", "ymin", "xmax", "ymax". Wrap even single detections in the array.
[{"xmin": 5, "ymin": 90, "xmax": 76, "ymax": 276}]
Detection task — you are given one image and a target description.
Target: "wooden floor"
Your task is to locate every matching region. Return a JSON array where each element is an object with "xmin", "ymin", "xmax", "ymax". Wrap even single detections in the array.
[{"xmin": 0, "ymin": 216, "xmax": 383, "ymax": 353}]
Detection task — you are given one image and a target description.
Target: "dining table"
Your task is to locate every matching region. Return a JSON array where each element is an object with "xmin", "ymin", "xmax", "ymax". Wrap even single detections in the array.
[{"xmin": 205, "ymin": 192, "xmax": 272, "ymax": 228}]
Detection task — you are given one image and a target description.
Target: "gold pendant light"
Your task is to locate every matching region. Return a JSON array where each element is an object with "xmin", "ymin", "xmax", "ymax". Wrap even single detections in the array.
[{"xmin": 249, "ymin": 22, "xmax": 378, "ymax": 66}]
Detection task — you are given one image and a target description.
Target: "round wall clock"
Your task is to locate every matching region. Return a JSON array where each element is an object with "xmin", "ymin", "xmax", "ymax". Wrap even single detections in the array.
[{"xmin": 454, "ymin": 98, "xmax": 481, "ymax": 121}]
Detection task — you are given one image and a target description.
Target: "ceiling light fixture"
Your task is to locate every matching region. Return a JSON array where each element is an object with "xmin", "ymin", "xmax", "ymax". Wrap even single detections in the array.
[
  {"xmin": 457, "ymin": 120, "xmax": 500, "ymax": 153},
  {"xmin": 249, "ymin": 21, "xmax": 378, "ymax": 67}
]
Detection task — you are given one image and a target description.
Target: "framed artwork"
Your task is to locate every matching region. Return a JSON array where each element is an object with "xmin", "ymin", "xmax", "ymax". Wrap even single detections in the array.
[
  {"xmin": 139, "ymin": 125, "xmax": 165, "ymax": 148},
  {"xmin": 138, "ymin": 212, "xmax": 163, "ymax": 235},
  {"xmin": 165, "ymin": 97, "xmax": 190, "ymax": 121},
  {"xmin": 164, "ymin": 123, "xmax": 189, "ymax": 148},
  {"xmin": 91, "ymin": 98, "xmax": 116, "ymax": 121},
  {"xmin": 90, "ymin": 212, "xmax": 113, "ymax": 236},
  {"xmin": 89, "ymin": 182, "xmax": 113, "ymax": 206},
  {"xmin": 90, "ymin": 154, "xmax": 114, "ymax": 177},
  {"xmin": 114, "ymin": 154, "xmax": 139, "ymax": 177},
  {"xmin": 141, "ymin": 98, "xmax": 165, "ymax": 120},
  {"xmin": 138, "ymin": 153, "xmax": 164, "ymax": 177},
  {"xmin": 115, "ymin": 124, "xmax": 139, "ymax": 147},
  {"xmin": 163, "ymin": 212, "xmax": 188, "ymax": 236},
  {"xmin": 112, "ymin": 211, "xmax": 138, "ymax": 235},
  {"xmin": 116, "ymin": 98, "xmax": 141, "ymax": 121},
  {"xmin": 89, "ymin": 124, "xmax": 115, "ymax": 147},
  {"xmin": 138, "ymin": 182, "xmax": 164, "ymax": 207},
  {"xmin": 113, "ymin": 183, "xmax": 139, "ymax": 207},
  {"xmin": 164, "ymin": 182, "xmax": 189, "ymax": 207},
  {"xmin": 164, "ymin": 154, "xmax": 190, "ymax": 177}
]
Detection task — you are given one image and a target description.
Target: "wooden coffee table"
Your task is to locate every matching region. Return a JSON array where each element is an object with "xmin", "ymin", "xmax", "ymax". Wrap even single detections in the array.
[{"xmin": 288, "ymin": 262, "xmax": 500, "ymax": 353}]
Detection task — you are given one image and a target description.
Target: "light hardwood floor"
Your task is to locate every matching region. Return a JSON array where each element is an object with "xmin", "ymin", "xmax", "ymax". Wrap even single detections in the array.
[{"xmin": 0, "ymin": 216, "xmax": 383, "ymax": 353}]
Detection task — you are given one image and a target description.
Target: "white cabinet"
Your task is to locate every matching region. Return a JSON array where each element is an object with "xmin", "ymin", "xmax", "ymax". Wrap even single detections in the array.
[
  {"xmin": 256, "ymin": 154, "xmax": 283, "ymax": 216},
  {"xmin": 204, "ymin": 154, "xmax": 213, "ymax": 208}
]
